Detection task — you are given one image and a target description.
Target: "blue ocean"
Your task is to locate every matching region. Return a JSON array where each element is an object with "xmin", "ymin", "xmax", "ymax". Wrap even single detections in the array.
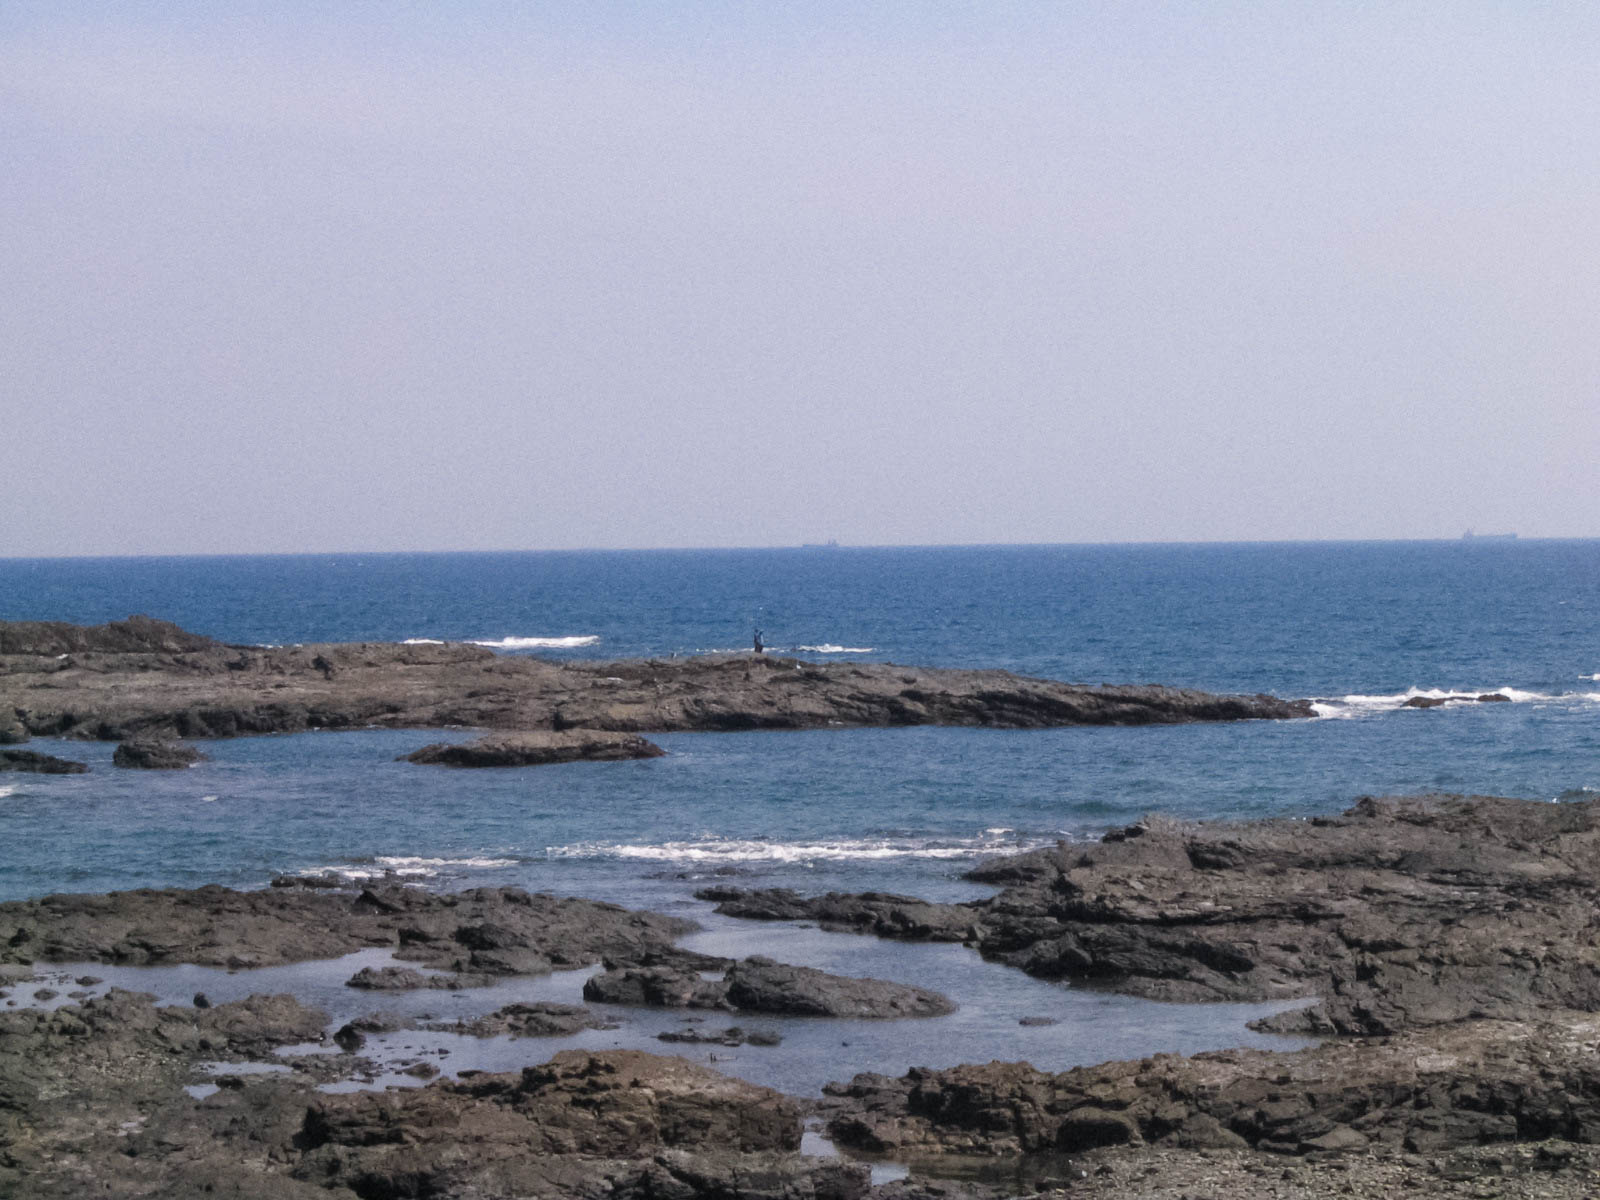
[{"xmin": 2, "ymin": 541, "xmax": 1597, "ymax": 1092}]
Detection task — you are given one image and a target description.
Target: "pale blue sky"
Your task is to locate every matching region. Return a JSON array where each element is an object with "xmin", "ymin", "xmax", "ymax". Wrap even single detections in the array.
[{"xmin": 3, "ymin": 2, "xmax": 1597, "ymax": 554}]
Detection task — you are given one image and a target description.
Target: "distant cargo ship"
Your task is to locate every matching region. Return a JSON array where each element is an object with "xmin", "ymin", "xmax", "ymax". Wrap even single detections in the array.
[
  {"xmin": 1462, "ymin": 530, "xmax": 1517, "ymax": 541},
  {"xmin": 800, "ymin": 540, "xmax": 841, "ymax": 549}
]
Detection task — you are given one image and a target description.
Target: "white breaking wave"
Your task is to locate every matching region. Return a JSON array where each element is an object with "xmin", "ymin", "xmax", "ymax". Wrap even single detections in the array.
[
  {"xmin": 304, "ymin": 855, "xmax": 518, "ymax": 882},
  {"xmin": 1311, "ymin": 686, "xmax": 1600, "ymax": 719},
  {"xmin": 795, "ymin": 644, "xmax": 874, "ymax": 654},
  {"xmin": 1585, "ymin": 674, "xmax": 1600, "ymax": 682},
  {"xmin": 0, "ymin": 784, "xmax": 17, "ymax": 800},
  {"xmin": 470, "ymin": 635, "xmax": 600, "ymax": 650},
  {"xmin": 545, "ymin": 834, "xmax": 1058, "ymax": 866},
  {"xmin": 401, "ymin": 638, "xmax": 445, "ymax": 645}
]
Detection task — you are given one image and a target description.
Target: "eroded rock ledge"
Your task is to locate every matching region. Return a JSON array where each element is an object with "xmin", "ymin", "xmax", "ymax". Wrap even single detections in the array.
[
  {"xmin": 702, "ymin": 793, "xmax": 1600, "ymax": 1036},
  {"xmin": 0, "ymin": 615, "xmax": 1314, "ymax": 746},
  {"xmin": 0, "ymin": 884, "xmax": 696, "ymax": 974}
]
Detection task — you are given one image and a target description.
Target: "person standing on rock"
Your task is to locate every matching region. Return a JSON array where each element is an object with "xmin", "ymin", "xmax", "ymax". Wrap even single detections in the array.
[{"xmin": 752, "ymin": 628, "xmax": 764, "ymax": 654}]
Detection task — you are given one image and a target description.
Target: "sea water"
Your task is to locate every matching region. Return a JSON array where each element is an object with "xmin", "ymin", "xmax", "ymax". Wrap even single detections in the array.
[{"xmin": 1, "ymin": 541, "xmax": 1596, "ymax": 1089}]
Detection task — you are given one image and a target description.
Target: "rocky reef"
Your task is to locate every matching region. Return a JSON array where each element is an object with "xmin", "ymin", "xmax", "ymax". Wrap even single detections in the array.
[{"xmin": 0, "ymin": 617, "xmax": 1314, "ymax": 756}]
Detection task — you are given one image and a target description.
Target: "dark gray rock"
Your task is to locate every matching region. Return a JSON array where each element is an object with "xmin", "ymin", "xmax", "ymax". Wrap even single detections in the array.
[
  {"xmin": 113, "ymin": 738, "xmax": 204, "ymax": 769},
  {"xmin": 403, "ymin": 728, "xmax": 667, "ymax": 767},
  {"xmin": 0, "ymin": 749, "xmax": 87, "ymax": 774},
  {"xmin": 585, "ymin": 954, "xmax": 954, "ymax": 1019},
  {"xmin": 432, "ymin": 1001, "xmax": 616, "ymax": 1039}
]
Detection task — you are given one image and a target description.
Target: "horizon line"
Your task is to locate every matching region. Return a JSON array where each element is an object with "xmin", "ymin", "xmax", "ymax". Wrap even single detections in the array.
[{"xmin": 2, "ymin": 534, "xmax": 1592, "ymax": 563}]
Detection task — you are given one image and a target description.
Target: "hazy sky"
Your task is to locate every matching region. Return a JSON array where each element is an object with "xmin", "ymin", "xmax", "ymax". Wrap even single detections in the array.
[{"xmin": 4, "ymin": 1, "xmax": 1597, "ymax": 555}]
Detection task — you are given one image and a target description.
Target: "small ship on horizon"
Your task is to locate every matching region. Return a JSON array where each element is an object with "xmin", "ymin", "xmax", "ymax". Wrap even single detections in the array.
[{"xmin": 1462, "ymin": 530, "xmax": 1517, "ymax": 541}]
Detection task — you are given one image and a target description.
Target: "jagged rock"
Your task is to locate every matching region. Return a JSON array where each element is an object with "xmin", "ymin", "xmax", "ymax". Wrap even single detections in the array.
[
  {"xmin": 294, "ymin": 1050, "xmax": 806, "ymax": 1193},
  {"xmin": 403, "ymin": 728, "xmax": 667, "ymax": 767},
  {"xmin": 112, "ymin": 738, "xmax": 204, "ymax": 769},
  {"xmin": 823, "ymin": 1012, "xmax": 1600, "ymax": 1161},
  {"xmin": 738, "ymin": 795, "xmax": 1600, "ymax": 1038},
  {"xmin": 584, "ymin": 954, "xmax": 954, "ymax": 1018},
  {"xmin": 0, "ymin": 749, "xmax": 87, "ymax": 774},
  {"xmin": 0, "ymin": 721, "xmax": 27, "ymax": 745},
  {"xmin": 697, "ymin": 887, "xmax": 979, "ymax": 942}
]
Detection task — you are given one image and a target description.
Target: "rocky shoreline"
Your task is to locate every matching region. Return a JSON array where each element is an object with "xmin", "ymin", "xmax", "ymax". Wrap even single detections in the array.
[
  {"xmin": 4, "ymin": 793, "xmax": 1600, "ymax": 1196},
  {"xmin": 0, "ymin": 618, "xmax": 1313, "ymax": 767}
]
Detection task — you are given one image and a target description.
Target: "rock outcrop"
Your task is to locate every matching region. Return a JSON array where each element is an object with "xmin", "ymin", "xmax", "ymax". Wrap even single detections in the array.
[
  {"xmin": 705, "ymin": 795, "xmax": 1600, "ymax": 1037},
  {"xmin": 0, "ymin": 616, "xmax": 1314, "ymax": 744},
  {"xmin": 824, "ymin": 1012, "xmax": 1600, "ymax": 1161},
  {"xmin": 403, "ymin": 729, "xmax": 666, "ymax": 767},
  {"xmin": 0, "ymin": 884, "xmax": 696, "ymax": 973},
  {"xmin": 112, "ymin": 737, "xmax": 204, "ymax": 768},
  {"xmin": 0, "ymin": 749, "xmax": 87, "ymax": 774},
  {"xmin": 584, "ymin": 954, "xmax": 955, "ymax": 1019}
]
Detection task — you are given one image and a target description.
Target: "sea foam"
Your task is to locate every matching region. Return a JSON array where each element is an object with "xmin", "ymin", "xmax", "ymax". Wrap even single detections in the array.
[
  {"xmin": 306, "ymin": 855, "xmax": 518, "ymax": 881},
  {"xmin": 546, "ymin": 833, "xmax": 1057, "ymax": 866},
  {"xmin": 470, "ymin": 635, "xmax": 600, "ymax": 650},
  {"xmin": 1311, "ymin": 686, "xmax": 1600, "ymax": 719}
]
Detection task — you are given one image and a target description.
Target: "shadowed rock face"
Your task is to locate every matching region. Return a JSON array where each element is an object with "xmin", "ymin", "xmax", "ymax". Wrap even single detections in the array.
[
  {"xmin": 0, "ymin": 616, "xmax": 1313, "ymax": 743},
  {"xmin": 704, "ymin": 795, "xmax": 1600, "ymax": 1037}
]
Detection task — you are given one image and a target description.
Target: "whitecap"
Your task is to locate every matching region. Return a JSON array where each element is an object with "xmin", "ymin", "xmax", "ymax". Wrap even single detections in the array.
[
  {"xmin": 1311, "ymin": 685, "xmax": 1600, "ymax": 719},
  {"xmin": 545, "ymin": 833, "xmax": 1057, "ymax": 866},
  {"xmin": 795, "ymin": 644, "xmax": 874, "ymax": 654},
  {"xmin": 401, "ymin": 638, "xmax": 445, "ymax": 645},
  {"xmin": 298, "ymin": 855, "xmax": 517, "ymax": 883},
  {"xmin": 200, "ymin": 794, "xmax": 219, "ymax": 803},
  {"xmin": 0, "ymin": 784, "xmax": 17, "ymax": 800},
  {"xmin": 469, "ymin": 635, "xmax": 600, "ymax": 650}
]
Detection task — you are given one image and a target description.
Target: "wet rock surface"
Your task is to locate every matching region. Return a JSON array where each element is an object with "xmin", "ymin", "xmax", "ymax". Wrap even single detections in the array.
[
  {"xmin": 0, "ymin": 749, "xmax": 87, "ymax": 774},
  {"xmin": 822, "ymin": 1013, "xmax": 1600, "ymax": 1158},
  {"xmin": 403, "ymin": 728, "xmax": 666, "ymax": 767},
  {"xmin": 0, "ymin": 616, "xmax": 1313, "ymax": 743},
  {"xmin": 428, "ymin": 1001, "xmax": 618, "ymax": 1039},
  {"xmin": 11, "ymin": 780, "xmax": 1600, "ymax": 1192},
  {"xmin": 111, "ymin": 737, "xmax": 204, "ymax": 768},
  {"xmin": 712, "ymin": 794, "xmax": 1600, "ymax": 1036},
  {"xmin": 584, "ymin": 954, "xmax": 955, "ymax": 1019},
  {"xmin": 0, "ymin": 987, "xmax": 866, "ymax": 1200},
  {"xmin": 0, "ymin": 883, "xmax": 696, "ymax": 973}
]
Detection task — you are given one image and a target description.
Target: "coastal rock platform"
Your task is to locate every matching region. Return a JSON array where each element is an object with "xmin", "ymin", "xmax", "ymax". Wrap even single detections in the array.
[
  {"xmin": 703, "ymin": 793, "xmax": 1600, "ymax": 1035},
  {"xmin": 7, "ymin": 797, "xmax": 1600, "ymax": 1194},
  {"xmin": 0, "ymin": 616, "xmax": 1315, "ymax": 747}
]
